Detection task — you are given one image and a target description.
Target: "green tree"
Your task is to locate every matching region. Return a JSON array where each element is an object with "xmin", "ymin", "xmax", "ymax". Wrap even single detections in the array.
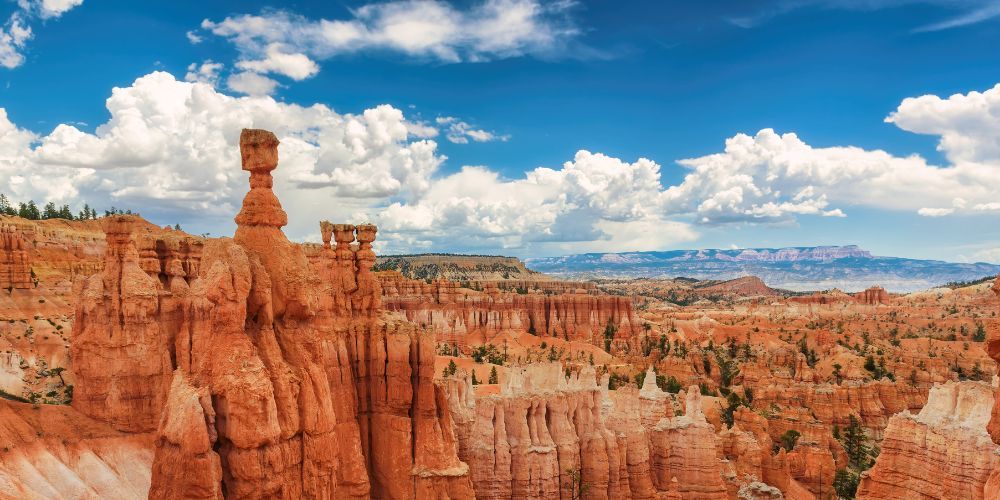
[
  {"xmin": 442, "ymin": 359, "xmax": 457, "ymax": 378},
  {"xmin": 780, "ymin": 429, "xmax": 801, "ymax": 452},
  {"xmin": 42, "ymin": 202, "xmax": 58, "ymax": 219},
  {"xmin": 566, "ymin": 466, "xmax": 590, "ymax": 500},
  {"xmin": 19, "ymin": 201, "xmax": 40, "ymax": 220},
  {"xmin": 720, "ymin": 391, "xmax": 745, "ymax": 428},
  {"xmin": 661, "ymin": 375, "xmax": 682, "ymax": 394},
  {"xmin": 714, "ymin": 351, "xmax": 740, "ymax": 387},
  {"xmin": 973, "ymin": 323, "xmax": 987, "ymax": 342},
  {"xmin": 841, "ymin": 415, "xmax": 871, "ymax": 469},
  {"xmin": 488, "ymin": 366, "xmax": 499, "ymax": 384},
  {"xmin": 0, "ymin": 194, "xmax": 12, "ymax": 215},
  {"xmin": 833, "ymin": 468, "xmax": 860, "ymax": 499},
  {"xmin": 471, "ymin": 370, "xmax": 479, "ymax": 385},
  {"xmin": 634, "ymin": 370, "xmax": 647, "ymax": 388},
  {"xmin": 603, "ymin": 319, "xmax": 616, "ymax": 352}
]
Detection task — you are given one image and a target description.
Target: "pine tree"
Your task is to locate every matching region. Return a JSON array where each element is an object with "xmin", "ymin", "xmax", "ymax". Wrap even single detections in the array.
[
  {"xmin": 0, "ymin": 194, "xmax": 11, "ymax": 215},
  {"xmin": 488, "ymin": 366, "xmax": 499, "ymax": 384},
  {"xmin": 42, "ymin": 202, "xmax": 57, "ymax": 219},
  {"xmin": 780, "ymin": 429, "xmax": 801, "ymax": 452},
  {"xmin": 841, "ymin": 414, "xmax": 870, "ymax": 469},
  {"xmin": 833, "ymin": 468, "xmax": 860, "ymax": 499},
  {"xmin": 471, "ymin": 370, "xmax": 479, "ymax": 385}
]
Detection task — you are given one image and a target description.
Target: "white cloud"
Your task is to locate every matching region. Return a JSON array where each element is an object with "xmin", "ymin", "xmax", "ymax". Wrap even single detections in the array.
[
  {"xmin": 0, "ymin": 15, "xmax": 32, "ymax": 69},
  {"xmin": 373, "ymin": 150, "xmax": 698, "ymax": 253},
  {"xmin": 227, "ymin": 71, "xmax": 279, "ymax": 96},
  {"xmin": 436, "ymin": 116, "xmax": 508, "ymax": 144},
  {"xmin": 3, "ymin": 71, "xmax": 999, "ymax": 254},
  {"xmin": 887, "ymin": 83, "xmax": 1000, "ymax": 164},
  {"xmin": 32, "ymin": 0, "xmax": 84, "ymax": 19},
  {"xmin": 234, "ymin": 43, "xmax": 319, "ymax": 81},
  {"xmin": 1, "ymin": 71, "xmax": 447, "ymax": 241},
  {"xmin": 2, "ymin": 0, "xmax": 81, "ymax": 69},
  {"xmin": 731, "ymin": 1, "xmax": 1000, "ymax": 32},
  {"xmin": 184, "ymin": 60, "xmax": 223, "ymax": 86},
  {"xmin": 918, "ymin": 207, "xmax": 954, "ymax": 217},
  {"xmin": 914, "ymin": 2, "xmax": 1000, "ymax": 32},
  {"xmin": 186, "ymin": 30, "xmax": 203, "ymax": 44},
  {"xmin": 970, "ymin": 247, "xmax": 1000, "ymax": 264},
  {"xmin": 191, "ymin": 0, "xmax": 582, "ymax": 92},
  {"xmin": 671, "ymin": 116, "xmax": 999, "ymax": 222}
]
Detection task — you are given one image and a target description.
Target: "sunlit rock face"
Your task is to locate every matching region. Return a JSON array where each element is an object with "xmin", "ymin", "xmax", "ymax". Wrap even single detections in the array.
[
  {"xmin": 857, "ymin": 381, "xmax": 1000, "ymax": 499},
  {"xmin": 0, "ymin": 224, "xmax": 32, "ymax": 290},
  {"xmin": 72, "ymin": 129, "xmax": 473, "ymax": 498}
]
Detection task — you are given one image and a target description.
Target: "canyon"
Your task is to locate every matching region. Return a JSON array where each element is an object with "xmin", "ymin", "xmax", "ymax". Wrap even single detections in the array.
[{"xmin": 0, "ymin": 128, "xmax": 997, "ymax": 499}]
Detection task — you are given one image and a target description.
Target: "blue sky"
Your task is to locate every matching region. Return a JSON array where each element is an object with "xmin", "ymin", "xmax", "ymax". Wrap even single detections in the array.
[{"xmin": 1, "ymin": 0, "xmax": 999, "ymax": 262}]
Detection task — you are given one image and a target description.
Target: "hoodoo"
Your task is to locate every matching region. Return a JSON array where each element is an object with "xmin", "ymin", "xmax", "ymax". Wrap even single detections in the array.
[
  {"xmin": 0, "ymin": 223, "xmax": 32, "ymax": 290},
  {"xmin": 68, "ymin": 129, "xmax": 475, "ymax": 498}
]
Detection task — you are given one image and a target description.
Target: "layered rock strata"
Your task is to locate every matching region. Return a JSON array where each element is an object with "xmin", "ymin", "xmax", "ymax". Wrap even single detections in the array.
[
  {"xmin": 379, "ymin": 271, "xmax": 639, "ymax": 348},
  {"xmin": 857, "ymin": 381, "xmax": 1000, "ymax": 499},
  {"xmin": 71, "ymin": 129, "xmax": 474, "ymax": 498},
  {"xmin": 0, "ymin": 223, "xmax": 32, "ymax": 290},
  {"xmin": 445, "ymin": 362, "xmax": 733, "ymax": 499}
]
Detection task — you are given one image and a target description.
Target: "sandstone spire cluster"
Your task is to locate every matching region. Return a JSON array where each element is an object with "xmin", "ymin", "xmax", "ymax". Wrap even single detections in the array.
[
  {"xmin": 71, "ymin": 129, "xmax": 473, "ymax": 498},
  {"xmin": 0, "ymin": 223, "xmax": 32, "ymax": 290},
  {"xmin": 1, "ymin": 128, "xmax": 997, "ymax": 500}
]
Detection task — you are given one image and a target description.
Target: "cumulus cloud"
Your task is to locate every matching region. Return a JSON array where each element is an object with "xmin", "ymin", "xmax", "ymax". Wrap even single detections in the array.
[
  {"xmin": 27, "ymin": 0, "xmax": 84, "ymax": 19},
  {"xmin": 235, "ymin": 44, "xmax": 320, "ymax": 81},
  {"xmin": 1, "ymin": 71, "xmax": 447, "ymax": 240},
  {"xmin": 0, "ymin": 15, "xmax": 32, "ymax": 69},
  {"xmin": 436, "ymin": 116, "xmax": 509, "ymax": 144},
  {"xmin": 1, "ymin": 0, "xmax": 82, "ymax": 68},
  {"xmin": 3, "ymin": 70, "xmax": 999, "ymax": 254},
  {"xmin": 373, "ymin": 151, "xmax": 698, "ymax": 253},
  {"xmin": 672, "ymin": 98, "xmax": 1000, "ymax": 222},
  {"xmin": 190, "ymin": 0, "xmax": 583, "ymax": 94},
  {"xmin": 184, "ymin": 60, "xmax": 223, "ymax": 86},
  {"xmin": 227, "ymin": 71, "xmax": 279, "ymax": 96},
  {"xmin": 887, "ymin": 83, "xmax": 1000, "ymax": 164}
]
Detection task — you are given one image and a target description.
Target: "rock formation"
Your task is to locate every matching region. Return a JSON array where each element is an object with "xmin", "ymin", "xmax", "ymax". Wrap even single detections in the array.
[
  {"xmin": 857, "ymin": 381, "xmax": 1000, "ymax": 499},
  {"xmin": 853, "ymin": 286, "xmax": 890, "ymax": 305},
  {"xmin": 442, "ymin": 361, "xmax": 744, "ymax": 500},
  {"xmin": 0, "ymin": 223, "xmax": 32, "ymax": 290},
  {"xmin": 379, "ymin": 271, "xmax": 640, "ymax": 348},
  {"xmin": 71, "ymin": 129, "xmax": 474, "ymax": 498},
  {"xmin": 71, "ymin": 215, "xmax": 172, "ymax": 433},
  {"xmin": 0, "ymin": 400, "xmax": 154, "ymax": 499}
]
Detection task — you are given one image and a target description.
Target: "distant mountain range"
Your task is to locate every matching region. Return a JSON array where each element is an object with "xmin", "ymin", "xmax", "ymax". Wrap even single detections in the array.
[{"xmin": 524, "ymin": 245, "xmax": 1000, "ymax": 293}]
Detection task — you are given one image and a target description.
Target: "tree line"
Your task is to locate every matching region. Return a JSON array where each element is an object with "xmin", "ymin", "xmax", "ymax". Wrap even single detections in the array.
[{"xmin": 0, "ymin": 194, "xmax": 136, "ymax": 221}]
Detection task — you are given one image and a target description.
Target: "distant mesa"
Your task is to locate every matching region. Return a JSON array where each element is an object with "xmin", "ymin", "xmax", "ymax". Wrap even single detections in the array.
[{"xmin": 526, "ymin": 245, "xmax": 1000, "ymax": 293}]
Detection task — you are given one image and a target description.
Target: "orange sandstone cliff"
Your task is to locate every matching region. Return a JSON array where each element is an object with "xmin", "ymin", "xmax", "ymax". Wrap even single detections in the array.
[{"xmin": 69, "ymin": 129, "xmax": 474, "ymax": 498}]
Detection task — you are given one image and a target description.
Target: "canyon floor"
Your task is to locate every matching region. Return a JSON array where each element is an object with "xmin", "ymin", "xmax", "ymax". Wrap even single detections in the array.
[{"xmin": 1, "ymin": 129, "xmax": 999, "ymax": 499}]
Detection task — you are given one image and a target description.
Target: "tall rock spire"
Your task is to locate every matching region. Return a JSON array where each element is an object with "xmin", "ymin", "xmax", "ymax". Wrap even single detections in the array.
[{"xmin": 234, "ymin": 128, "xmax": 287, "ymax": 228}]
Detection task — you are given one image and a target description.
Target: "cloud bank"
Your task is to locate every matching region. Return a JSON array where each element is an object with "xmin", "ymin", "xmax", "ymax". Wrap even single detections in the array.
[
  {"xmin": 1, "ymin": 0, "xmax": 83, "ymax": 69},
  {"xmin": 190, "ymin": 0, "xmax": 583, "ymax": 95},
  {"xmin": 1, "ymin": 72, "xmax": 998, "ymax": 255}
]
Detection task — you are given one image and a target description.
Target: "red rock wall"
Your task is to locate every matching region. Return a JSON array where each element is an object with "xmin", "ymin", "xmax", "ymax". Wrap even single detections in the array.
[
  {"xmin": 71, "ymin": 129, "xmax": 474, "ymax": 498},
  {"xmin": 853, "ymin": 286, "xmax": 890, "ymax": 305},
  {"xmin": 379, "ymin": 271, "xmax": 640, "ymax": 348},
  {"xmin": 0, "ymin": 223, "xmax": 32, "ymax": 290},
  {"xmin": 752, "ymin": 380, "xmax": 928, "ymax": 439},
  {"xmin": 857, "ymin": 381, "xmax": 1000, "ymax": 499}
]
